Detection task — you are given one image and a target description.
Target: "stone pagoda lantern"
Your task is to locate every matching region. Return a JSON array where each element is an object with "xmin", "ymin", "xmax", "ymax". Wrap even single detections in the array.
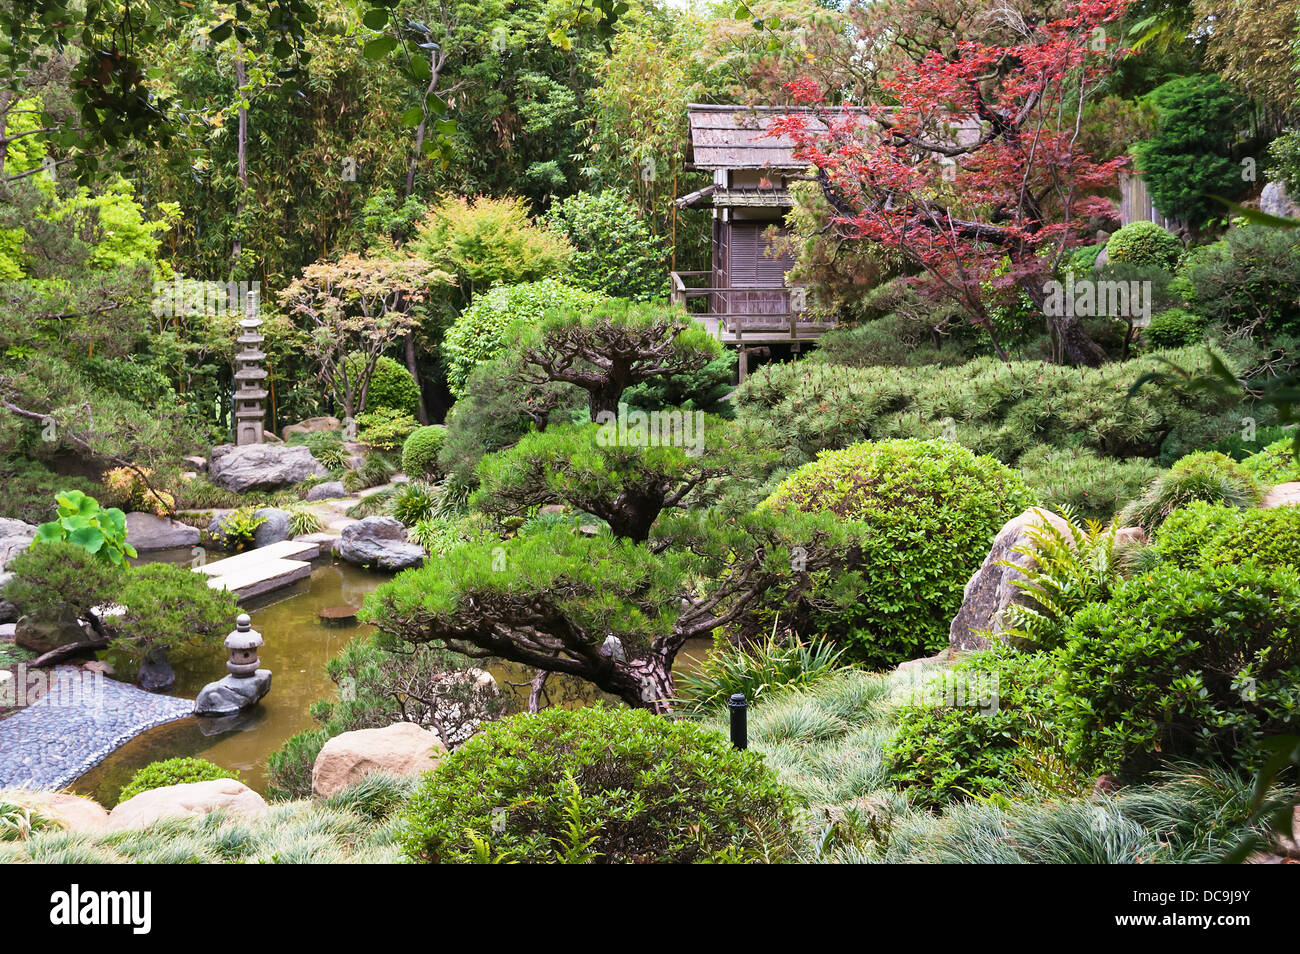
[
  {"xmin": 193, "ymin": 614, "xmax": 272, "ymax": 717},
  {"xmin": 233, "ymin": 290, "xmax": 268, "ymax": 446}
]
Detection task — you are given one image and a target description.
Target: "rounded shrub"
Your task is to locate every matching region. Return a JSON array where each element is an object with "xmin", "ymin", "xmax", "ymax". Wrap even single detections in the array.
[
  {"xmin": 1056, "ymin": 561, "xmax": 1300, "ymax": 777},
  {"xmin": 118, "ymin": 757, "xmax": 240, "ymax": 803},
  {"xmin": 442, "ymin": 279, "xmax": 606, "ymax": 396},
  {"xmin": 401, "ymin": 425, "xmax": 446, "ymax": 478},
  {"xmin": 761, "ymin": 439, "xmax": 1034, "ymax": 666},
  {"xmin": 1144, "ymin": 308, "xmax": 1206, "ymax": 349},
  {"xmin": 1105, "ymin": 222, "xmax": 1182, "ymax": 271},
  {"xmin": 400, "ymin": 705, "xmax": 797, "ymax": 863},
  {"xmin": 1118, "ymin": 450, "xmax": 1262, "ymax": 534},
  {"xmin": 344, "ymin": 353, "xmax": 420, "ymax": 415},
  {"xmin": 1155, "ymin": 500, "xmax": 1300, "ymax": 571},
  {"xmin": 1241, "ymin": 435, "xmax": 1300, "ymax": 486}
]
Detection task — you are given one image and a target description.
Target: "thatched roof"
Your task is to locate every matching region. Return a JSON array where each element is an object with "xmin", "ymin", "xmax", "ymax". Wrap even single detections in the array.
[{"xmin": 686, "ymin": 104, "xmax": 870, "ymax": 171}]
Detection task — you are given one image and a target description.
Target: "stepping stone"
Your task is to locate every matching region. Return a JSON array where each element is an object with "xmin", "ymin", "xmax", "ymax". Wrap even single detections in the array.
[
  {"xmin": 206, "ymin": 558, "xmax": 312, "ymax": 601},
  {"xmin": 196, "ymin": 539, "xmax": 321, "ymax": 577}
]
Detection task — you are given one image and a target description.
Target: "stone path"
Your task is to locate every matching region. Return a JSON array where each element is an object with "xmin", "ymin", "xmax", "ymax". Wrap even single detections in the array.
[
  {"xmin": 0, "ymin": 668, "xmax": 193, "ymax": 790},
  {"xmin": 199, "ymin": 538, "xmax": 321, "ymax": 600}
]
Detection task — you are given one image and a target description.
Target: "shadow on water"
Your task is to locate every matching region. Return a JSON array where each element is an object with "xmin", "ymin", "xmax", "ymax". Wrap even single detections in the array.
[{"xmin": 73, "ymin": 553, "xmax": 714, "ymax": 805}]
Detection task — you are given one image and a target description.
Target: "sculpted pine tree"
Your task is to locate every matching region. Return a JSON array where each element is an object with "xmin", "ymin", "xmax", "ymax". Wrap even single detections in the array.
[{"xmin": 517, "ymin": 299, "xmax": 723, "ymax": 419}]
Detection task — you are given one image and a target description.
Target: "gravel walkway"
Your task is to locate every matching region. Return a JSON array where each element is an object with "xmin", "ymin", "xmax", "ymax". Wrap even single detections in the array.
[{"xmin": 0, "ymin": 668, "xmax": 193, "ymax": 790}]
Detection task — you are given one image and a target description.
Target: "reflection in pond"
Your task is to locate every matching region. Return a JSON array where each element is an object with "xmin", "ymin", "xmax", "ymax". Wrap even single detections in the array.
[{"xmin": 73, "ymin": 556, "xmax": 714, "ymax": 805}]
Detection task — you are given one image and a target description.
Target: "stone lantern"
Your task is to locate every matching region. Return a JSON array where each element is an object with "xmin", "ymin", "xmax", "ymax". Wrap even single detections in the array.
[
  {"xmin": 233, "ymin": 290, "xmax": 268, "ymax": 446},
  {"xmin": 193, "ymin": 613, "xmax": 272, "ymax": 717}
]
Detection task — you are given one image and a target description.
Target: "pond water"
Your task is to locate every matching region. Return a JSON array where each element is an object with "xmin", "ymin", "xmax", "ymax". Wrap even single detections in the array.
[{"xmin": 72, "ymin": 552, "xmax": 712, "ymax": 805}]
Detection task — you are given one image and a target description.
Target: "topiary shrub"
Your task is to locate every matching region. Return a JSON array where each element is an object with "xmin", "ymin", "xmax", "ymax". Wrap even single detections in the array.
[
  {"xmin": 1144, "ymin": 308, "xmax": 1206, "ymax": 349},
  {"xmin": 759, "ymin": 439, "xmax": 1034, "ymax": 666},
  {"xmin": 886, "ymin": 645, "xmax": 1060, "ymax": 808},
  {"xmin": 1154, "ymin": 500, "xmax": 1300, "ymax": 571},
  {"xmin": 1056, "ymin": 561, "xmax": 1300, "ymax": 777},
  {"xmin": 1118, "ymin": 451, "xmax": 1263, "ymax": 534},
  {"xmin": 343, "ymin": 353, "xmax": 420, "ymax": 416},
  {"xmin": 399, "ymin": 705, "xmax": 797, "ymax": 863},
  {"xmin": 117, "ymin": 757, "xmax": 240, "ymax": 803},
  {"xmin": 1105, "ymin": 222, "xmax": 1182, "ymax": 271},
  {"xmin": 401, "ymin": 425, "xmax": 447, "ymax": 478},
  {"xmin": 442, "ymin": 279, "xmax": 606, "ymax": 397},
  {"xmin": 1240, "ymin": 435, "xmax": 1300, "ymax": 486}
]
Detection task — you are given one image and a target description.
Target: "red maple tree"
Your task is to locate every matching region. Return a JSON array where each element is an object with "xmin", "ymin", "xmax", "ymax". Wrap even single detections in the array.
[{"xmin": 770, "ymin": 0, "xmax": 1132, "ymax": 365}]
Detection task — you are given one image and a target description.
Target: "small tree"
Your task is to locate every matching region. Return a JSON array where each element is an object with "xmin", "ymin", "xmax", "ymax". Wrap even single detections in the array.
[
  {"xmin": 517, "ymin": 300, "xmax": 723, "ymax": 419},
  {"xmin": 279, "ymin": 254, "xmax": 451, "ymax": 422}
]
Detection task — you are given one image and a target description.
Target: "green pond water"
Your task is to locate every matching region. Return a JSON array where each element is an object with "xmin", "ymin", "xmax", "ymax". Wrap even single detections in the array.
[{"xmin": 72, "ymin": 552, "xmax": 711, "ymax": 806}]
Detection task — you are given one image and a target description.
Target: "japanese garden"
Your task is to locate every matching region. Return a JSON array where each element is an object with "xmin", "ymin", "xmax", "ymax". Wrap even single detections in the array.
[{"xmin": 1, "ymin": 0, "xmax": 1300, "ymax": 874}]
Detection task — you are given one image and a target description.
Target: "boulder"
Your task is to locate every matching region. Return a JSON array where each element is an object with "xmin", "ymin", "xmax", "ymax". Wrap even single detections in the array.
[
  {"xmin": 252, "ymin": 508, "xmax": 290, "ymax": 548},
  {"xmin": 949, "ymin": 508, "xmax": 1072, "ymax": 652},
  {"xmin": 182, "ymin": 455, "xmax": 208, "ymax": 472},
  {"xmin": 282, "ymin": 416, "xmax": 343, "ymax": 442},
  {"xmin": 311, "ymin": 722, "xmax": 446, "ymax": 798},
  {"xmin": 207, "ymin": 443, "xmax": 327, "ymax": 493},
  {"xmin": 107, "ymin": 779, "xmax": 269, "ymax": 831},
  {"xmin": 14, "ymin": 612, "xmax": 87, "ymax": 655},
  {"xmin": 125, "ymin": 512, "xmax": 201, "ymax": 552},
  {"xmin": 193, "ymin": 670, "xmax": 271, "ymax": 717},
  {"xmin": 137, "ymin": 649, "xmax": 175, "ymax": 693},
  {"xmin": 334, "ymin": 516, "xmax": 426, "ymax": 571},
  {"xmin": 18, "ymin": 791, "xmax": 110, "ymax": 833},
  {"xmin": 1262, "ymin": 482, "xmax": 1300, "ymax": 509},
  {"xmin": 0, "ymin": 518, "xmax": 37, "ymax": 572},
  {"xmin": 305, "ymin": 480, "xmax": 347, "ymax": 502},
  {"xmin": 0, "ymin": 584, "xmax": 16, "ymax": 624},
  {"xmin": 1260, "ymin": 180, "xmax": 1300, "ymax": 221}
]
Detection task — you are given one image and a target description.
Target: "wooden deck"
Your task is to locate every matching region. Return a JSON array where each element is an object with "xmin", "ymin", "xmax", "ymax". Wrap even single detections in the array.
[{"xmin": 670, "ymin": 271, "xmax": 835, "ymax": 347}]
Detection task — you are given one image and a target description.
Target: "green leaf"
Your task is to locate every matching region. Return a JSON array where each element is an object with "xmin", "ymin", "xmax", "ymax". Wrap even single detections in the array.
[
  {"xmin": 400, "ymin": 106, "xmax": 425, "ymax": 127},
  {"xmin": 363, "ymin": 36, "xmax": 398, "ymax": 60},
  {"xmin": 362, "ymin": 7, "xmax": 389, "ymax": 29}
]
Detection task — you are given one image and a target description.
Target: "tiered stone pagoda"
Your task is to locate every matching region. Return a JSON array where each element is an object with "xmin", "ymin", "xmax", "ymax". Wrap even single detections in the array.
[{"xmin": 233, "ymin": 293, "xmax": 268, "ymax": 446}]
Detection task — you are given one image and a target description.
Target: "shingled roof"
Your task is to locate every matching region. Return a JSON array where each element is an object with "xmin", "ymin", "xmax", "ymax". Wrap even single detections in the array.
[{"xmin": 686, "ymin": 104, "xmax": 870, "ymax": 171}]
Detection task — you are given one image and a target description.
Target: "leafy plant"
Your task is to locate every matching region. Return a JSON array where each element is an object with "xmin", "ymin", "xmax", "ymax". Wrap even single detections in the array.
[
  {"xmin": 216, "ymin": 506, "xmax": 267, "ymax": 551},
  {"xmin": 285, "ymin": 503, "xmax": 324, "ymax": 537},
  {"xmin": 540, "ymin": 190, "xmax": 667, "ymax": 301},
  {"xmin": 675, "ymin": 632, "xmax": 851, "ymax": 715},
  {"xmin": 102, "ymin": 465, "xmax": 175, "ymax": 516},
  {"xmin": 355, "ymin": 407, "xmax": 418, "ymax": 453},
  {"xmin": 33, "ymin": 490, "xmax": 136, "ymax": 566},
  {"xmin": 399, "ymin": 705, "xmax": 797, "ymax": 864},
  {"xmin": 117, "ymin": 758, "xmax": 241, "ymax": 804},
  {"xmin": 1118, "ymin": 451, "xmax": 1263, "ymax": 534},
  {"xmin": 389, "ymin": 481, "xmax": 438, "ymax": 527},
  {"xmin": 400, "ymin": 425, "xmax": 446, "ymax": 479},
  {"xmin": 1144, "ymin": 308, "xmax": 1206, "ymax": 349}
]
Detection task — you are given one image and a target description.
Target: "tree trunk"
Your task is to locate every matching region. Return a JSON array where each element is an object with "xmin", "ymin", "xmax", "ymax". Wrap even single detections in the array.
[
  {"xmin": 405, "ymin": 332, "xmax": 429, "ymax": 425},
  {"xmin": 609, "ymin": 655, "xmax": 676, "ymax": 714},
  {"xmin": 231, "ymin": 51, "xmax": 249, "ymax": 267}
]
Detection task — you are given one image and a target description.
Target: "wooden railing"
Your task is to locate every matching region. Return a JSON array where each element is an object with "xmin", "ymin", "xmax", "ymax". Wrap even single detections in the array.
[{"xmin": 669, "ymin": 271, "xmax": 835, "ymax": 342}]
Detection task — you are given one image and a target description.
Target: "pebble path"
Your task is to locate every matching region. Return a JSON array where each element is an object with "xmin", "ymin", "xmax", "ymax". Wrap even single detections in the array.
[{"xmin": 0, "ymin": 668, "xmax": 193, "ymax": 790}]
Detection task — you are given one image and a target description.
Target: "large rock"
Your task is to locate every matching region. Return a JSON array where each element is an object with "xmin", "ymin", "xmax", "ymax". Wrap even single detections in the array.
[
  {"xmin": 125, "ymin": 512, "xmax": 200, "ymax": 552},
  {"xmin": 949, "ymin": 508, "xmax": 1072, "ymax": 652},
  {"xmin": 252, "ymin": 508, "xmax": 290, "ymax": 548},
  {"xmin": 305, "ymin": 480, "xmax": 347, "ymax": 502},
  {"xmin": 311, "ymin": 722, "xmax": 446, "ymax": 798},
  {"xmin": 14, "ymin": 611, "xmax": 87, "ymax": 654},
  {"xmin": 1260, "ymin": 180, "xmax": 1300, "ymax": 221},
  {"xmin": 107, "ymin": 779, "xmax": 268, "ymax": 830},
  {"xmin": 0, "ymin": 518, "xmax": 36, "ymax": 571},
  {"xmin": 193, "ymin": 670, "xmax": 272, "ymax": 717},
  {"xmin": 334, "ymin": 516, "xmax": 426, "ymax": 571},
  {"xmin": 1262, "ymin": 482, "xmax": 1300, "ymax": 509},
  {"xmin": 207, "ymin": 443, "xmax": 327, "ymax": 493},
  {"xmin": 14, "ymin": 791, "xmax": 109, "ymax": 833},
  {"xmin": 282, "ymin": 416, "xmax": 342, "ymax": 442}
]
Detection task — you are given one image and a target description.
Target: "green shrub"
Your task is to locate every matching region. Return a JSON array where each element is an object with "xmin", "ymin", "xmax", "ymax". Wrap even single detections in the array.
[
  {"xmin": 343, "ymin": 353, "xmax": 420, "ymax": 416},
  {"xmin": 760, "ymin": 439, "xmax": 1033, "ymax": 666},
  {"xmin": 285, "ymin": 503, "xmax": 324, "ymax": 537},
  {"xmin": 1105, "ymin": 222, "xmax": 1183, "ymax": 271},
  {"xmin": 1268, "ymin": 129, "xmax": 1300, "ymax": 196},
  {"xmin": 1057, "ymin": 561, "xmax": 1300, "ymax": 777},
  {"xmin": 355, "ymin": 407, "xmax": 418, "ymax": 453},
  {"xmin": 540, "ymin": 190, "xmax": 667, "ymax": 301},
  {"xmin": 1241, "ymin": 435, "xmax": 1300, "ymax": 485},
  {"xmin": 1181, "ymin": 226, "xmax": 1300, "ymax": 337},
  {"xmin": 1118, "ymin": 451, "xmax": 1263, "ymax": 533},
  {"xmin": 809, "ymin": 314, "xmax": 970, "ymax": 369},
  {"xmin": 1210, "ymin": 423, "xmax": 1293, "ymax": 462},
  {"xmin": 674, "ymin": 635, "xmax": 850, "ymax": 714},
  {"xmin": 1017, "ymin": 445, "xmax": 1160, "ymax": 522},
  {"xmin": 343, "ymin": 452, "xmax": 398, "ymax": 492},
  {"xmin": 215, "ymin": 506, "xmax": 266, "ymax": 551},
  {"xmin": 400, "ymin": 706, "xmax": 797, "ymax": 863},
  {"xmin": 266, "ymin": 729, "xmax": 329, "ymax": 802},
  {"xmin": 389, "ymin": 480, "xmax": 437, "ymax": 526},
  {"xmin": 1144, "ymin": 308, "xmax": 1206, "ymax": 348},
  {"xmin": 1063, "ymin": 242, "xmax": 1105, "ymax": 276},
  {"xmin": 886, "ymin": 646, "xmax": 1059, "ymax": 808},
  {"xmin": 0, "ymin": 457, "xmax": 103, "ymax": 525},
  {"xmin": 1, "ymin": 540, "xmax": 122, "ymax": 629},
  {"xmin": 408, "ymin": 513, "xmax": 496, "ymax": 557},
  {"xmin": 442, "ymin": 280, "xmax": 605, "ymax": 396},
  {"xmin": 118, "ymin": 758, "xmax": 240, "ymax": 804},
  {"xmin": 1155, "ymin": 500, "xmax": 1300, "ymax": 571},
  {"xmin": 108, "ymin": 563, "xmax": 240, "ymax": 666},
  {"xmin": 401, "ymin": 425, "xmax": 447, "ymax": 478},
  {"xmin": 288, "ymin": 430, "xmax": 350, "ymax": 472}
]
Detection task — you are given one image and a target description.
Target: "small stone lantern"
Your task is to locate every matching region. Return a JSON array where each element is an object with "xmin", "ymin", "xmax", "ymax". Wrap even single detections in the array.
[
  {"xmin": 225, "ymin": 614, "xmax": 262, "ymax": 677},
  {"xmin": 194, "ymin": 613, "xmax": 272, "ymax": 717}
]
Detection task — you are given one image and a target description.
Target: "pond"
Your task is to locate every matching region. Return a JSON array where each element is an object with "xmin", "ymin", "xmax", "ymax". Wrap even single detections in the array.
[{"xmin": 72, "ymin": 553, "xmax": 712, "ymax": 805}]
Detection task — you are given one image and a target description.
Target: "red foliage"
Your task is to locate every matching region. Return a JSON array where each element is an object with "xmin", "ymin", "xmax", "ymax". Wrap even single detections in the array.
[{"xmin": 771, "ymin": 0, "xmax": 1133, "ymax": 363}]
